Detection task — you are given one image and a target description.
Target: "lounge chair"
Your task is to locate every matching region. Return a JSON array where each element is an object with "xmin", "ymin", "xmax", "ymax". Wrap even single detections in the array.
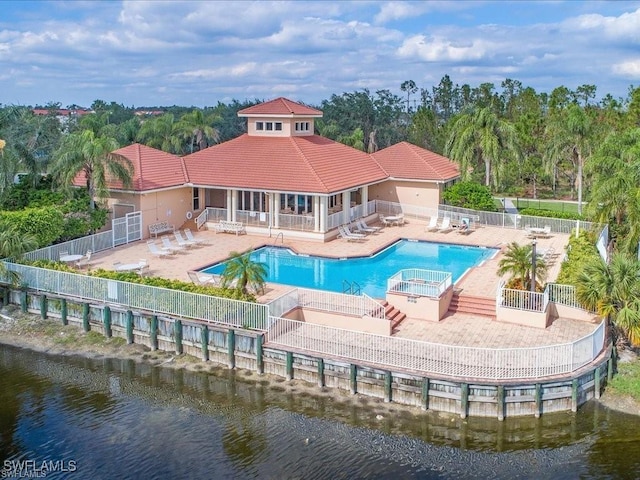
[
  {"xmin": 184, "ymin": 228, "xmax": 206, "ymax": 245},
  {"xmin": 352, "ymin": 221, "xmax": 373, "ymax": 235},
  {"xmin": 437, "ymin": 217, "xmax": 452, "ymax": 232},
  {"xmin": 359, "ymin": 219, "xmax": 382, "ymax": 233},
  {"xmin": 174, "ymin": 230, "xmax": 196, "ymax": 248},
  {"xmin": 425, "ymin": 217, "xmax": 439, "ymax": 232},
  {"xmin": 161, "ymin": 235, "xmax": 186, "ymax": 253},
  {"xmin": 146, "ymin": 240, "xmax": 173, "ymax": 257},
  {"xmin": 188, "ymin": 270, "xmax": 220, "ymax": 286},
  {"xmin": 137, "ymin": 259, "xmax": 150, "ymax": 276},
  {"xmin": 338, "ymin": 225, "xmax": 366, "ymax": 242}
]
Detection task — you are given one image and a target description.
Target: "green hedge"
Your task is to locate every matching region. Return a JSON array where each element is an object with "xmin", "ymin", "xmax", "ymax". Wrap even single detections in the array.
[
  {"xmin": 519, "ymin": 208, "xmax": 584, "ymax": 220},
  {"xmin": 443, "ymin": 182, "xmax": 497, "ymax": 212},
  {"xmin": 556, "ymin": 230, "xmax": 600, "ymax": 285},
  {"xmin": 0, "ymin": 208, "xmax": 65, "ymax": 248}
]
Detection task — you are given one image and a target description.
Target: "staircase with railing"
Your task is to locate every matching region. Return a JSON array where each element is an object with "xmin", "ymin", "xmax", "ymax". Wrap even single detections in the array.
[{"xmin": 448, "ymin": 290, "xmax": 496, "ymax": 318}]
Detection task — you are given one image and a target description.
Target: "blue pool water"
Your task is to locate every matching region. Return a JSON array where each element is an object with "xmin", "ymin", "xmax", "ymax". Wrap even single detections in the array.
[{"xmin": 201, "ymin": 240, "xmax": 497, "ymax": 298}]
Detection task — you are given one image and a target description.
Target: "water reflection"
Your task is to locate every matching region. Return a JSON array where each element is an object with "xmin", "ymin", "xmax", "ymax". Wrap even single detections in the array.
[{"xmin": 0, "ymin": 344, "xmax": 639, "ymax": 479}]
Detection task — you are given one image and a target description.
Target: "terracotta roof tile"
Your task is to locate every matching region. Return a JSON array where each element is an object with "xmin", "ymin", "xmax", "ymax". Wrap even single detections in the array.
[
  {"xmin": 372, "ymin": 142, "xmax": 460, "ymax": 182},
  {"xmin": 184, "ymin": 135, "xmax": 387, "ymax": 193},
  {"xmin": 73, "ymin": 143, "xmax": 187, "ymax": 191},
  {"xmin": 238, "ymin": 97, "xmax": 322, "ymax": 117}
]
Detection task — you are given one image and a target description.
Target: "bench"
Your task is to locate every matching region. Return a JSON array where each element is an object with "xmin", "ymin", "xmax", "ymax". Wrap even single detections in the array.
[
  {"xmin": 214, "ymin": 220, "xmax": 246, "ymax": 235},
  {"xmin": 149, "ymin": 221, "xmax": 175, "ymax": 238}
]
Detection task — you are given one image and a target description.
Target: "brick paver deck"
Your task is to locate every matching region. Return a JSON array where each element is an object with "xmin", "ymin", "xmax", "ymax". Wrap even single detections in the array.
[{"xmin": 85, "ymin": 218, "xmax": 598, "ymax": 349}]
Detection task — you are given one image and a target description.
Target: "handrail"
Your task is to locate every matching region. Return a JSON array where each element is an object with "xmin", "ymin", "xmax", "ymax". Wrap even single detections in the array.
[{"xmin": 195, "ymin": 209, "xmax": 208, "ymax": 230}]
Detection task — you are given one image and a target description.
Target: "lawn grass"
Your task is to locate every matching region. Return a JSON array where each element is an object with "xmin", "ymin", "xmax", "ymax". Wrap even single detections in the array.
[{"xmin": 609, "ymin": 359, "xmax": 640, "ymax": 400}]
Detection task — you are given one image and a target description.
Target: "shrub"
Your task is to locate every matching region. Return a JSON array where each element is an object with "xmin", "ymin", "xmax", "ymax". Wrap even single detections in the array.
[
  {"xmin": 443, "ymin": 182, "xmax": 497, "ymax": 211},
  {"xmin": 519, "ymin": 208, "xmax": 584, "ymax": 220},
  {"xmin": 0, "ymin": 208, "xmax": 65, "ymax": 248},
  {"xmin": 556, "ymin": 230, "xmax": 600, "ymax": 286}
]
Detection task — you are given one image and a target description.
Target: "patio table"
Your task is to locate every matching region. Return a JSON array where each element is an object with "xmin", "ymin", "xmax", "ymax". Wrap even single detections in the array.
[
  {"xmin": 384, "ymin": 214, "xmax": 404, "ymax": 226},
  {"xmin": 60, "ymin": 254, "xmax": 83, "ymax": 264}
]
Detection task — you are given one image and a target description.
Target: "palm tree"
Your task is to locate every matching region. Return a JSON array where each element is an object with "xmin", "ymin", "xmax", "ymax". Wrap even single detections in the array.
[
  {"xmin": 445, "ymin": 106, "xmax": 519, "ymax": 188},
  {"xmin": 575, "ymin": 254, "xmax": 640, "ymax": 346},
  {"xmin": 221, "ymin": 250, "xmax": 267, "ymax": 295},
  {"xmin": 0, "ymin": 221, "xmax": 38, "ymax": 285},
  {"xmin": 176, "ymin": 110, "xmax": 220, "ymax": 153},
  {"xmin": 497, "ymin": 242, "xmax": 547, "ymax": 291},
  {"xmin": 136, "ymin": 113, "xmax": 182, "ymax": 154},
  {"xmin": 49, "ymin": 130, "xmax": 133, "ymax": 210}
]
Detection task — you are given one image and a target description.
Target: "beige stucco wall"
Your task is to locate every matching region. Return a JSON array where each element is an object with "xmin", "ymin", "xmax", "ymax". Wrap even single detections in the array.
[
  {"xmin": 246, "ymin": 118, "xmax": 316, "ymax": 138},
  {"xmin": 496, "ymin": 305, "xmax": 551, "ymax": 328},
  {"xmin": 386, "ymin": 287, "xmax": 453, "ymax": 322},
  {"xmin": 138, "ymin": 187, "xmax": 194, "ymax": 238},
  {"xmin": 284, "ymin": 307, "xmax": 391, "ymax": 336},
  {"xmin": 368, "ymin": 180, "xmax": 442, "ymax": 210},
  {"xmin": 549, "ymin": 304, "xmax": 599, "ymax": 323}
]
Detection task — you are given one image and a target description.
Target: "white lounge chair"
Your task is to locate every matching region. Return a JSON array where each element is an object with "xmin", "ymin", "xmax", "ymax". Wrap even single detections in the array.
[
  {"xmin": 188, "ymin": 270, "xmax": 220, "ymax": 286},
  {"xmin": 359, "ymin": 219, "xmax": 382, "ymax": 233},
  {"xmin": 356, "ymin": 219, "xmax": 380, "ymax": 234},
  {"xmin": 437, "ymin": 217, "xmax": 452, "ymax": 232},
  {"xmin": 425, "ymin": 217, "xmax": 439, "ymax": 232},
  {"xmin": 161, "ymin": 235, "xmax": 185, "ymax": 253},
  {"xmin": 147, "ymin": 240, "xmax": 173, "ymax": 257},
  {"xmin": 352, "ymin": 222, "xmax": 372, "ymax": 235},
  {"xmin": 338, "ymin": 225, "xmax": 366, "ymax": 242},
  {"xmin": 184, "ymin": 228, "xmax": 206, "ymax": 245},
  {"xmin": 174, "ymin": 230, "xmax": 196, "ymax": 248},
  {"xmin": 137, "ymin": 259, "xmax": 150, "ymax": 276}
]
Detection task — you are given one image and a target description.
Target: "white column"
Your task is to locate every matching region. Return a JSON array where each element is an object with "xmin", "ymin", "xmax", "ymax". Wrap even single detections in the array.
[
  {"xmin": 320, "ymin": 196, "xmax": 328, "ymax": 232},
  {"xmin": 361, "ymin": 186, "xmax": 368, "ymax": 214},
  {"xmin": 314, "ymin": 195, "xmax": 320, "ymax": 232},
  {"xmin": 342, "ymin": 191, "xmax": 350, "ymax": 225},
  {"xmin": 226, "ymin": 190, "xmax": 233, "ymax": 221},
  {"xmin": 274, "ymin": 192, "xmax": 281, "ymax": 228},
  {"xmin": 230, "ymin": 190, "xmax": 238, "ymax": 222}
]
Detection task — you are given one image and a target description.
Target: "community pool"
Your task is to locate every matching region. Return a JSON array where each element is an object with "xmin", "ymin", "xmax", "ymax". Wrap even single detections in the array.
[{"xmin": 201, "ymin": 240, "xmax": 498, "ymax": 298}]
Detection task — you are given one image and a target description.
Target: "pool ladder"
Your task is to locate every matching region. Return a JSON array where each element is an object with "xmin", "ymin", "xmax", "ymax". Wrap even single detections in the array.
[
  {"xmin": 272, "ymin": 232, "xmax": 284, "ymax": 245},
  {"xmin": 342, "ymin": 280, "xmax": 361, "ymax": 295}
]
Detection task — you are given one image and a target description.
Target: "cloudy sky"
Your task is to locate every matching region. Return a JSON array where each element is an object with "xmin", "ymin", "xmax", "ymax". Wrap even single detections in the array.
[{"xmin": 1, "ymin": 1, "xmax": 640, "ymax": 108}]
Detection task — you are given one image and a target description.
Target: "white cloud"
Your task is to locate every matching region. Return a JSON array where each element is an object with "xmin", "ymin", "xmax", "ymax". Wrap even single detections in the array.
[
  {"xmin": 397, "ymin": 35, "xmax": 494, "ymax": 62},
  {"xmin": 613, "ymin": 59, "xmax": 640, "ymax": 78},
  {"xmin": 564, "ymin": 7, "xmax": 640, "ymax": 41}
]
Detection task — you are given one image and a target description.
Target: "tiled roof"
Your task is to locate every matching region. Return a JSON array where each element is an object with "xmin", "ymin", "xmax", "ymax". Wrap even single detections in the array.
[
  {"xmin": 183, "ymin": 134, "xmax": 387, "ymax": 194},
  {"xmin": 73, "ymin": 143, "xmax": 187, "ymax": 191},
  {"xmin": 238, "ymin": 97, "xmax": 322, "ymax": 117},
  {"xmin": 372, "ymin": 142, "xmax": 460, "ymax": 182}
]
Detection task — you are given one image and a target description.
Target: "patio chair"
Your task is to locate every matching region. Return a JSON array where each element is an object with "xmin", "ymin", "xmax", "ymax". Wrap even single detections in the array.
[
  {"xmin": 146, "ymin": 240, "xmax": 173, "ymax": 257},
  {"xmin": 342, "ymin": 224, "xmax": 367, "ymax": 239},
  {"xmin": 359, "ymin": 219, "xmax": 382, "ymax": 233},
  {"xmin": 161, "ymin": 235, "xmax": 186, "ymax": 253},
  {"xmin": 352, "ymin": 221, "xmax": 372, "ymax": 235},
  {"xmin": 425, "ymin": 217, "xmax": 439, "ymax": 232},
  {"xmin": 379, "ymin": 214, "xmax": 392, "ymax": 228},
  {"xmin": 174, "ymin": 230, "xmax": 196, "ymax": 248},
  {"xmin": 137, "ymin": 259, "xmax": 150, "ymax": 276},
  {"xmin": 437, "ymin": 217, "xmax": 452, "ymax": 233},
  {"xmin": 354, "ymin": 220, "xmax": 377, "ymax": 234},
  {"xmin": 75, "ymin": 250, "xmax": 92, "ymax": 269},
  {"xmin": 184, "ymin": 228, "xmax": 206, "ymax": 245}
]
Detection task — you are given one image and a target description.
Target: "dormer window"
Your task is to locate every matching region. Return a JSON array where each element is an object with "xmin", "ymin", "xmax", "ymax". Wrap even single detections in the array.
[
  {"xmin": 275, "ymin": 122, "xmax": 282, "ymax": 131},
  {"xmin": 295, "ymin": 122, "xmax": 310, "ymax": 132},
  {"xmin": 266, "ymin": 122, "xmax": 273, "ymax": 131},
  {"xmin": 256, "ymin": 121, "xmax": 264, "ymax": 130}
]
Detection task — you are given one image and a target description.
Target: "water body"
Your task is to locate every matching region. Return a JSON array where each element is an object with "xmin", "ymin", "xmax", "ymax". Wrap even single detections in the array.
[{"xmin": 1, "ymin": 345, "xmax": 639, "ymax": 480}]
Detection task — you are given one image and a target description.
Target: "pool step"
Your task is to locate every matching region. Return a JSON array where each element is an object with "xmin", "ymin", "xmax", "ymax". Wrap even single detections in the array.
[
  {"xmin": 448, "ymin": 292, "xmax": 496, "ymax": 318},
  {"xmin": 380, "ymin": 301, "xmax": 407, "ymax": 333}
]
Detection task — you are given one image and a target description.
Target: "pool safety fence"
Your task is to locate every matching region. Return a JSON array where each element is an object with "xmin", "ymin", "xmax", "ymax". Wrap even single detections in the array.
[
  {"xmin": 266, "ymin": 288, "xmax": 386, "ymax": 320},
  {"xmin": 387, "ymin": 269, "xmax": 452, "ymax": 298}
]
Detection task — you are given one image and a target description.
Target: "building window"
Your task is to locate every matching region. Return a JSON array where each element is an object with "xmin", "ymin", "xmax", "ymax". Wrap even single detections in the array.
[
  {"xmin": 295, "ymin": 122, "xmax": 310, "ymax": 132},
  {"xmin": 275, "ymin": 122, "xmax": 282, "ymax": 131},
  {"xmin": 256, "ymin": 121, "xmax": 264, "ymax": 131},
  {"xmin": 192, "ymin": 187, "xmax": 200, "ymax": 211},
  {"xmin": 266, "ymin": 122, "xmax": 273, "ymax": 131}
]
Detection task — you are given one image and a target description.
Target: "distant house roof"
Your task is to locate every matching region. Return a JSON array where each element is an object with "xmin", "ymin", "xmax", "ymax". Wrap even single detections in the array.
[
  {"xmin": 372, "ymin": 142, "xmax": 460, "ymax": 183},
  {"xmin": 32, "ymin": 108, "xmax": 92, "ymax": 116},
  {"xmin": 73, "ymin": 143, "xmax": 188, "ymax": 192},
  {"xmin": 238, "ymin": 97, "xmax": 322, "ymax": 117},
  {"xmin": 183, "ymin": 134, "xmax": 387, "ymax": 194}
]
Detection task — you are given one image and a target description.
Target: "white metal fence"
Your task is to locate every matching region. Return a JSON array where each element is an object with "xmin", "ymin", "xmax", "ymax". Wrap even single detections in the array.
[
  {"xmin": 498, "ymin": 286, "xmax": 549, "ymax": 312},
  {"xmin": 265, "ymin": 288, "xmax": 386, "ymax": 320},
  {"xmin": 2, "ymin": 262, "xmax": 268, "ymax": 330},
  {"xmin": 24, "ymin": 230, "xmax": 116, "ymax": 262},
  {"xmin": 265, "ymin": 316, "xmax": 606, "ymax": 380},
  {"xmin": 547, "ymin": 283, "xmax": 591, "ymax": 311},
  {"xmin": 237, "ymin": 210, "xmax": 271, "ymax": 227},
  {"xmin": 387, "ymin": 269, "xmax": 452, "ymax": 298}
]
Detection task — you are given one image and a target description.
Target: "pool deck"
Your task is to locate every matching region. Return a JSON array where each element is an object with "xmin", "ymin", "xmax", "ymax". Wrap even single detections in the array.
[{"xmin": 85, "ymin": 219, "xmax": 599, "ymax": 349}]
